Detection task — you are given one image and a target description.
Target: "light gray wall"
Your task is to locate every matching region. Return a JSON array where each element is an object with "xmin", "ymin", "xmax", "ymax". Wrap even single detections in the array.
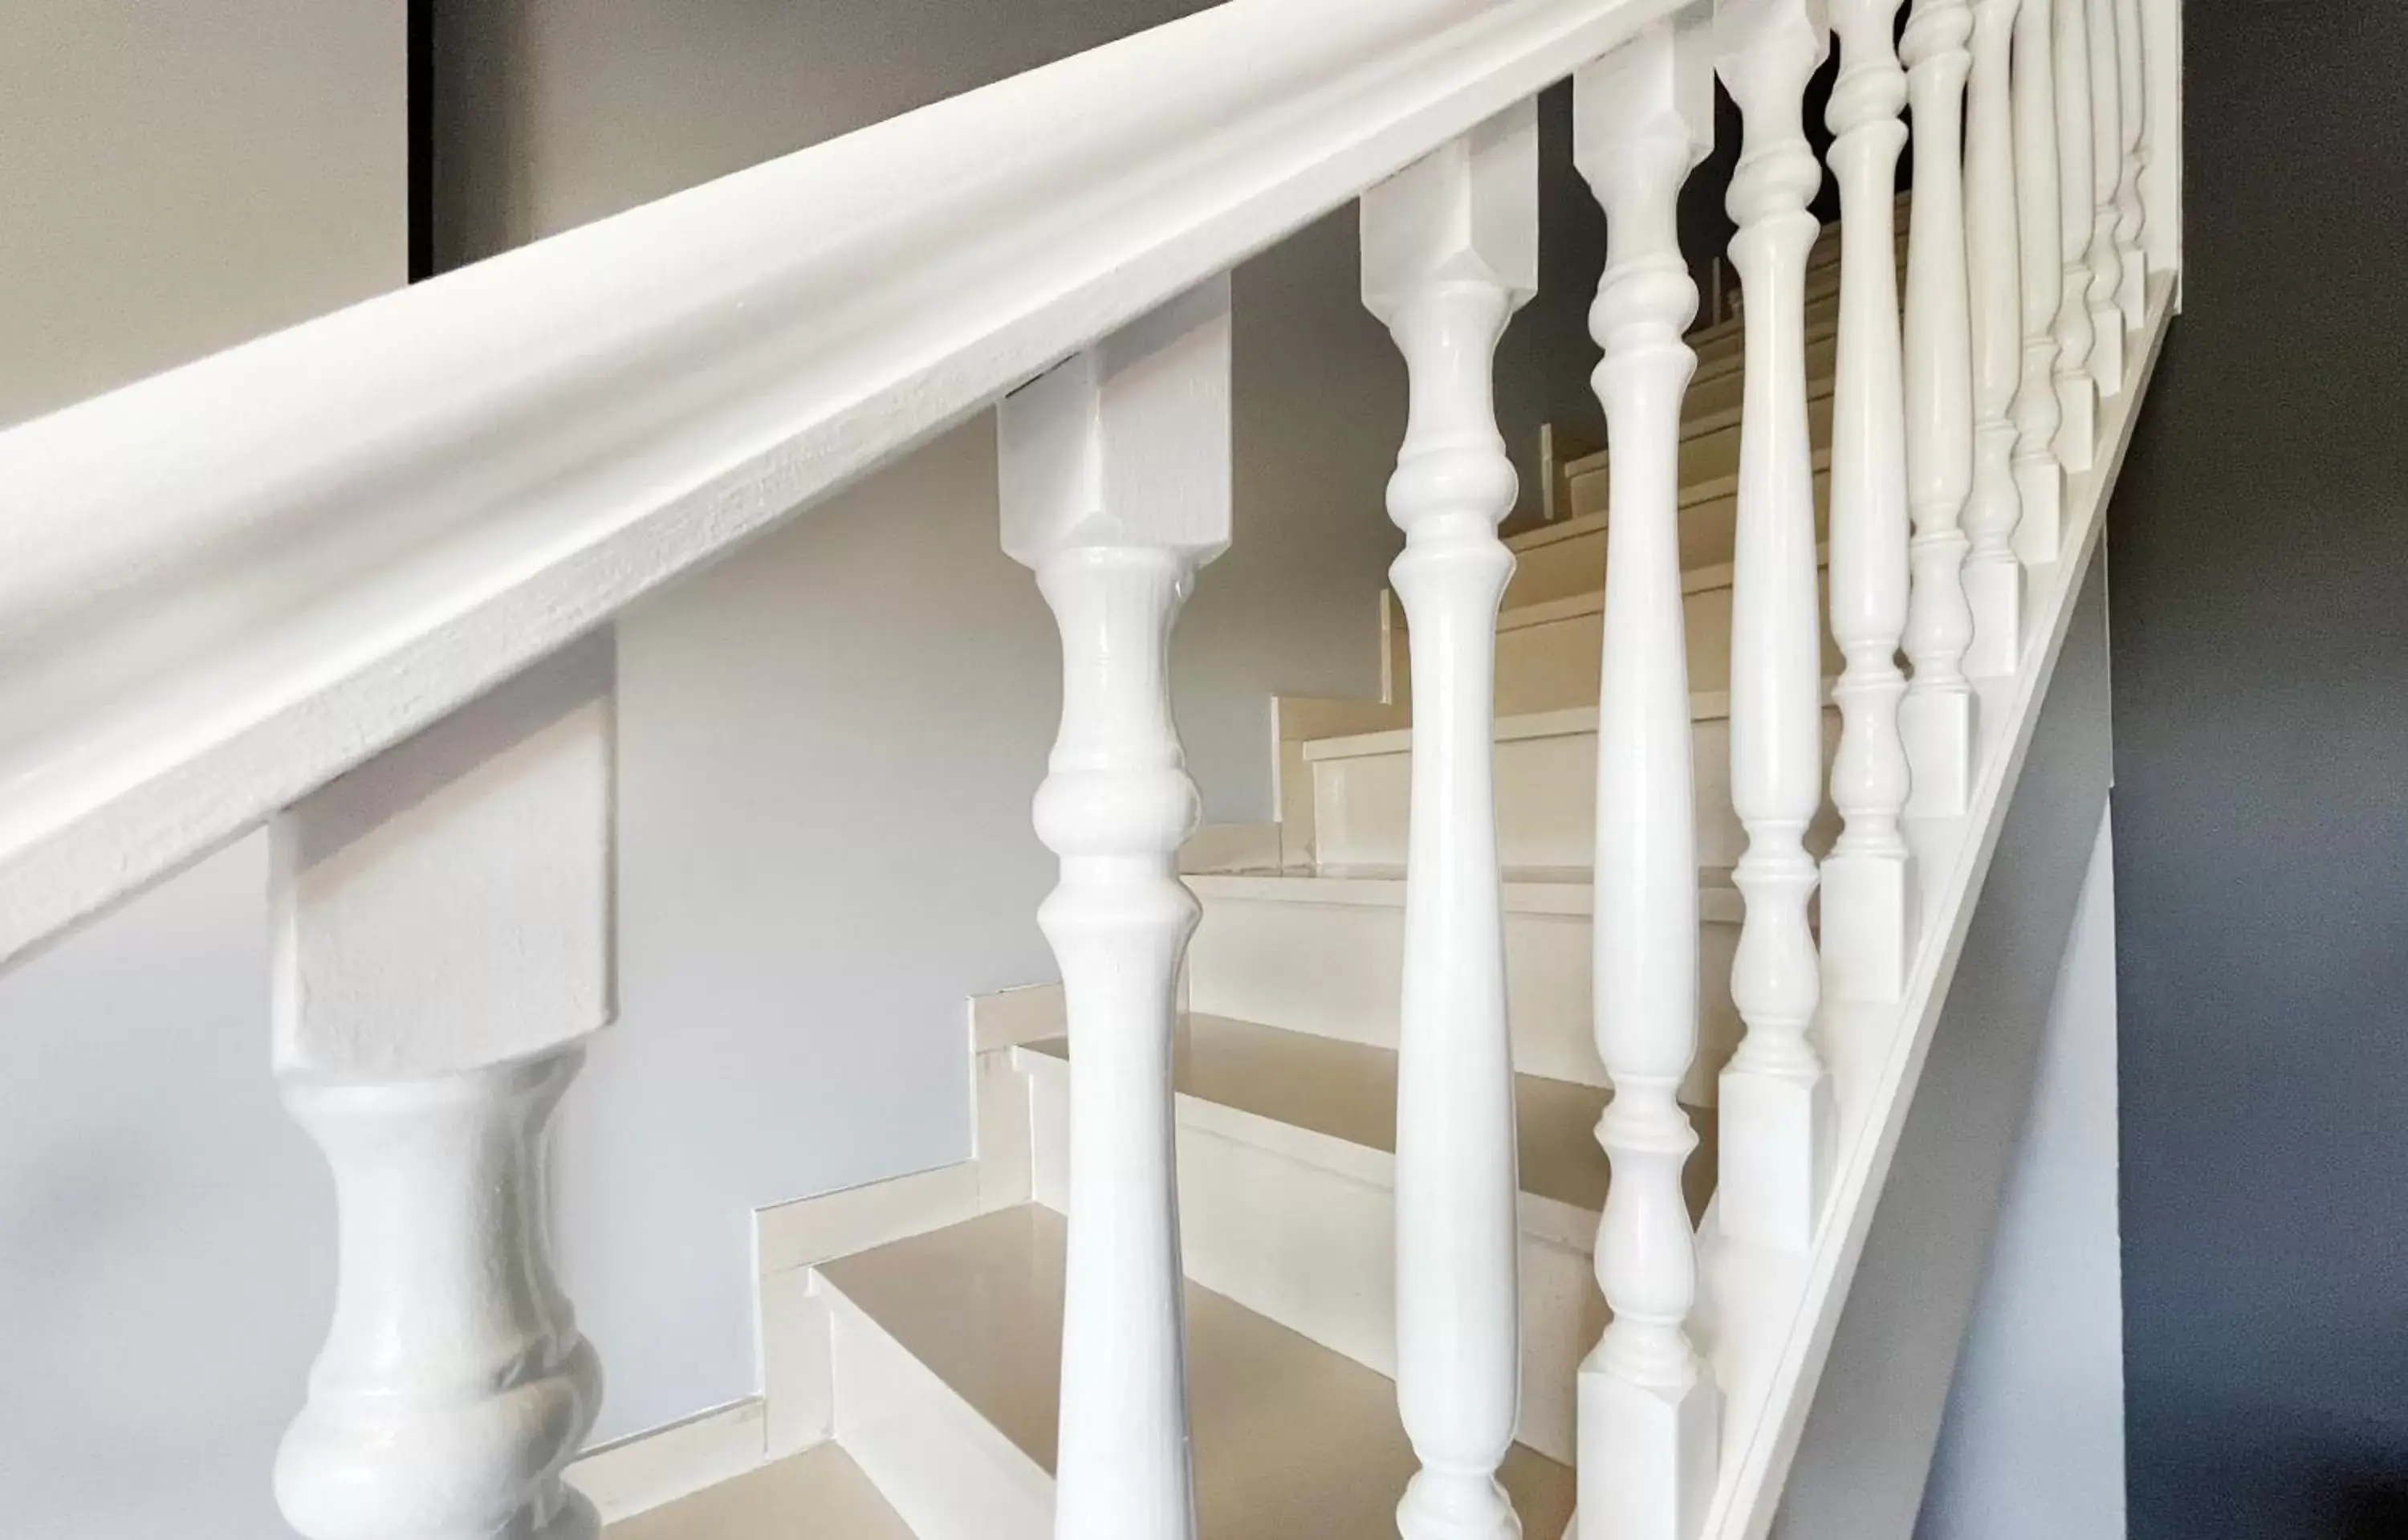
[
  {"xmin": 1918, "ymin": 808, "xmax": 2129, "ymax": 1540},
  {"xmin": 433, "ymin": 0, "xmax": 1601, "ymax": 1442},
  {"xmin": 0, "ymin": 6, "xmax": 405, "ymax": 1538}
]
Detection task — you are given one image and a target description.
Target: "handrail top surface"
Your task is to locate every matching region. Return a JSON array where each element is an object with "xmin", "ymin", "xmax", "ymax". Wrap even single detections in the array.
[{"xmin": 0, "ymin": 0, "xmax": 1683, "ymax": 964}]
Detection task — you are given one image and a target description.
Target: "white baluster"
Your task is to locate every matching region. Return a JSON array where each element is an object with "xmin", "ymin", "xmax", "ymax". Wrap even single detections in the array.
[
  {"xmin": 1362, "ymin": 108, "xmax": 1535, "ymax": 1540},
  {"xmin": 1822, "ymin": 0, "xmax": 1914, "ymax": 1003},
  {"xmin": 2109, "ymin": 0, "xmax": 2151, "ymax": 332},
  {"xmin": 1716, "ymin": 0, "xmax": 1832, "ymax": 1254},
  {"xmin": 1960, "ymin": 0, "xmax": 2024, "ymax": 678},
  {"xmin": 2084, "ymin": 0, "xmax": 2128, "ymax": 396},
  {"xmin": 1898, "ymin": 0, "xmax": 1979, "ymax": 818},
  {"xmin": 1000, "ymin": 281, "xmax": 1232, "ymax": 1540},
  {"xmin": 2008, "ymin": 0, "xmax": 2064, "ymax": 569},
  {"xmin": 2136, "ymin": 0, "xmax": 2179, "ymax": 275},
  {"xmin": 272, "ymin": 639, "xmax": 613, "ymax": 1540},
  {"xmin": 2049, "ymin": 0, "xmax": 2101, "ymax": 479},
  {"xmin": 1572, "ymin": 20, "xmax": 1719, "ymax": 1539}
]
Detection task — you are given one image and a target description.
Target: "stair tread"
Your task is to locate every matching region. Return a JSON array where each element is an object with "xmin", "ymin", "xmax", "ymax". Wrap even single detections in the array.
[
  {"xmin": 603, "ymin": 1442, "xmax": 915, "ymax": 1540},
  {"xmin": 1023, "ymin": 1012, "xmax": 1715, "ymax": 1216},
  {"xmin": 820, "ymin": 1204, "xmax": 1576, "ymax": 1538}
]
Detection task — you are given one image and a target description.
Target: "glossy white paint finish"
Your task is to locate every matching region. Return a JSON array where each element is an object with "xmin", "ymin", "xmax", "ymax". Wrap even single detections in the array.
[
  {"xmin": 1959, "ymin": 0, "xmax": 2026, "ymax": 680},
  {"xmin": 2137, "ymin": 0, "xmax": 2181, "ymax": 276},
  {"xmin": 1000, "ymin": 280, "xmax": 1234, "ymax": 1540},
  {"xmin": 270, "ymin": 641, "xmax": 616, "ymax": 1540},
  {"xmin": 1574, "ymin": 18, "xmax": 1722, "ymax": 1538},
  {"xmin": 2081, "ymin": 0, "xmax": 2129, "ymax": 401},
  {"xmin": 1820, "ymin": 0, "xmax": 1914, "ymax": 1004},
  {"xmin": 2007, "ymin": 0, "xmax": 2065, "ymax": 566},
  {"xmin": 0, "ymin": 0, "xmax": 1693, "ymax": 970},
  {"xmin": 1704, "ymin": 276, "xmax": 2174, "ymax": 1540},
  {"xmin": 1897, "ymin": 0, "xmax": 1979, "ymax": 820},
  {"xmin": 1362, "ymin": 101, "xmax": 1539, "ymax": 1540},
  {"xmin": 2109, "ymin": 0, "xmax": 2150, "ymax": 328},
  {"xmin": 1715, "ymin": 0, "xmax": 1836, "ymax": 1257},
  {"xmin": 1307, "ymin": 695, "xmax": 1841, "ymax": 876},
  {"xmin": 1186, "ymin": 872, "xmax": 1748, "ymax": 1102},
  {"xmin": 2049, "ymin": 0, "xmax": 2101, "ymax": 477},
  {"xmin": 1016, "ymin": 1022, "xmax": 1607, "ymax": 1466}
]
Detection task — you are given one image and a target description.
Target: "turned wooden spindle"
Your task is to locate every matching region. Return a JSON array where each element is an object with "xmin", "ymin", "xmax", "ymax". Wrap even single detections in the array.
[
  {"xmin": 1822, "ymin": 0, "xmax": 1916, "ymax": 1002},
  {"xmin": 1364, "ymin": 103, "xmax": 1537, "ymax": 1540},
  {"xmin": 1573, "ymin": 19, "xmax": 1719, "ymax": 1538},
  {"xmin": 1899, "ymin": 0, "xmax": 1979, "ymax": 817},
  {"xmin": 1002, "ymin": 282, "xmax": 1233, "ymax": 1540},
  {"xmin": 1961, "ymin": 0, "xmax": 2026, "ymax": 679},
  {"xmin": 2008, "ymin": 0, "xmax": 2065, "ymax": 569},
  {"xmin": 1717, "ymin": 0, "xmax": 1834, "ymax": 1253}
]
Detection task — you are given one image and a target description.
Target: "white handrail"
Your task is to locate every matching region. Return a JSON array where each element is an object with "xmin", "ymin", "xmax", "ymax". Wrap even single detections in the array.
[{"xmin": 0, "ymin": 0, "xmax": 1682, "ymax": 966}]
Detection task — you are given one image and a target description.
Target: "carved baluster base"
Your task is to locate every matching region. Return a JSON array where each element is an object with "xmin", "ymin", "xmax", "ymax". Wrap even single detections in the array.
[
  {"xmin": 2055, "ymin": 370, "xmax": 2098, "ymax": 473},
  {"xmin": 1822, "ymin": 850, "xmax": 1916, "ymax": 1002},
  {"xmin": 1901, "ymin": 686, "xmax": 1976, "ymax": 817},
  {"xmin": 2089, "ymin": 305, "xmax": 2126, "ymax": 398}
]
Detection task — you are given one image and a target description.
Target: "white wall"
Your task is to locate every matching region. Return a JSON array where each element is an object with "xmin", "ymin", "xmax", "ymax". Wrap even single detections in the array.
[
  {"xmin": 0, "ymin": 6, "xmax": 405, "ymax": 1538},
  {"xmin": 1918, "ymin": 807, "xmax": 2129, "ymax": 1540}
]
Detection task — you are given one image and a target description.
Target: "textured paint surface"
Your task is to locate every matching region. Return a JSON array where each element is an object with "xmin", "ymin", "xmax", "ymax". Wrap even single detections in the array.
[{"xmin": 2108, "ymin": 4, "xmax": 2408, "ymax": 1534}]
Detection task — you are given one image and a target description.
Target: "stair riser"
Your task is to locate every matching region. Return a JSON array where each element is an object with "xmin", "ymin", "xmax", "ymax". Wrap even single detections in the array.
[
  {"xmin": 1564, "ymin": 390, "xmax": 1835, "ymax": 521},
  {"xmin": 1024, "ymin": 1053, "xmax": 1601, "ymax": 1466},
  {"xmin": 1186, "ymin": 894, "xmax": 1740, "ymax": 1101},
  {"xmin": 1682, "ymin": 334, "xmax": 1838, "ymax": 432},
  {"xmin": 1312, "ymin": 707, "xmax": 1841, "ymax": 873},
  {"xmin": 820, "ymin": 1280, "xmax": 1054, "ymax": 1540},
  {"xmin": 1474, "ymin": 586, "xmax": 1841, "ymax": 719}
]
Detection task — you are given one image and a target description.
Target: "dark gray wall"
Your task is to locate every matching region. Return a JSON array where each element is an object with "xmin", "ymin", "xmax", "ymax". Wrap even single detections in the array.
[{"xmin": 2109, "ymin": 5, "xmax": 2408, "ymax": 1537}]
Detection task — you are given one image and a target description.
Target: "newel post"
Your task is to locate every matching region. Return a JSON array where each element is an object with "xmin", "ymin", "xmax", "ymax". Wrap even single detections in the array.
[
  {"xmin": 1001, "ymin": 280, "xmax": 1232, "ymax": 1540},
  {"xmin": 1362, "ymin": 100, "xmax": 1536, "ymax": 1540},
  {"xmin": 272, "ymin": 637, "xmax": 614, "ymax": 1540},
  {"xmin": 1573, "ymin": 18, "xmax": 1721, "ymax": 1539},
  {"xmin": 1822, "ymin": 0, "xmax": 1915, "ymax": 1002},
  {"xmin": 1715, "ymin": 0, "xmax": 1835, "ymax": 1255},
  {"xmin": 1898, "ymin": 0, "xmax": 1979, "ymax": 817}
]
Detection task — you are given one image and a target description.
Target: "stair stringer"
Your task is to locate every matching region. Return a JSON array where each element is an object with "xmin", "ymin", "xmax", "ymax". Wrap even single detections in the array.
[
  {"xmin": 1772, "ymin": 552, "xmax": 2112, "ymax": 1539},
  {"xmin": 1698, "ymin": 277, "xmax": 2174, "ymax": 1540}
]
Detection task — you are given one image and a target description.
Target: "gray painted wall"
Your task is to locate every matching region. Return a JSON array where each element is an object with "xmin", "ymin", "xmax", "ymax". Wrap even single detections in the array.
[{"xmin": 2108, "ymin": 3, "xmax": 2408, "ymax": 1535}]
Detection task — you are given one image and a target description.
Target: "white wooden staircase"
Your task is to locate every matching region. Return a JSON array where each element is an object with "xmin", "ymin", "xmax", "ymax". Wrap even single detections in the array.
[{"xmin": 0, "ymin": 1, "xmax": 2180, "ymax": 1538}]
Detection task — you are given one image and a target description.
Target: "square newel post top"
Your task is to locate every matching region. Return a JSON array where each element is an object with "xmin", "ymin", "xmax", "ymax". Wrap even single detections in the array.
[
  {"xmin": 999, "ymin": 276, "xmax": 1232, "ymax": 568},
  {"xmin": 1359, "ymin": 97, "xmax": 1538, "ymax": 325}
]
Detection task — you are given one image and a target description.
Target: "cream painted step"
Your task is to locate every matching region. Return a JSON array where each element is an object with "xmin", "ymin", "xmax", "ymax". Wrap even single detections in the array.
[
  {"xmin": 1498, "ymin": 563, "xmax": 1840, "ymax": 718},
  {"xmin": 1502, "ymin": 469, "xmax": 1830, "ymax": 610},
  {"xmin": 1690, "ymin": 288, "xmax": 1838, "ymax": 380},
  {"xmin": 1185, "ymin": 870, "xmax": 1743, "ymax": 1101},
  {"xmin": 817, "ymin": 1204, "xmax": 1576, "ymax": 1540},
  {"xmin": 604, "ymin": 1443, "xmax": 916, "ymax": 1540},
  {"xmin": 1308, "ymin": 691, "xmax": 1841, "ymax": 874},
  {"xmin": 1681, "ymin": 328, "xmax": 1840, "ymax": 431},
  {"xmin": 1411, "ymin": 549, "xmax": 1839, "ymax": 719},
  {"xmin": 1018, "ymin": 1012, "xmax": 1714, "ymax": 1463}
]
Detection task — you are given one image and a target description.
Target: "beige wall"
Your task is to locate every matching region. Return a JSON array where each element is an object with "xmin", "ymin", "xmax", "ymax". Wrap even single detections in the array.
[
  {"xmin": 0, "ymin": 1, "xmax": 405, "ymax": 425},
  {"xmin": 0, "ymin": 6, "xmax": 404, "ymax": 1538}
]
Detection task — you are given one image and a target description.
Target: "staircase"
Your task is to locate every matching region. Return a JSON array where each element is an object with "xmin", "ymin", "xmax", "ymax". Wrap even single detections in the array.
[{"xmin": 0, "ymin": 1, "xmax": 2180, "ymax": 1538}]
